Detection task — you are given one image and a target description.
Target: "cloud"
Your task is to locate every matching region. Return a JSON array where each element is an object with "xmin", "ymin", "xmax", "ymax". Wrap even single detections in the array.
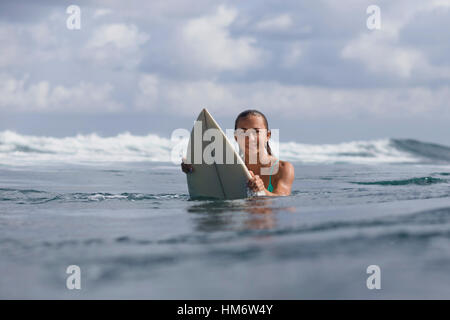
[
  {"xmin": 255, "ymin": 14, "xmax": 293, "ymax": 31},
  {"xmin": 179, "ymin": 5, "xmax": 266, "ymax": 72},
  {"xmin": 341, "ymin": 32, "xmax": 425, "ymax": 78},
  {"xmin": 341, "ymin": 0, "xmax": 450, "ymax": 79},
  {"xmin": 134, "ymin": 73, "xmax": 236, "ymax": 114},
  {"xmin": 1, "ymin": 0, "xmax": 450, "ymax": 124},
  {"xmin": 164, "ymin": 80, "xmax": 235, "ymax": 114},
  {"xmin": 87, "ymin": 23, "xmax": 149, "ymax": 49},
  {"xmin": 0, "ymin": 73, "xmax": 122, "ymax": 113},
  {"xmin": 135, "ymin": 74, "xmax": 159, "ymax": 110},
  {"xmin": 93, "ymin": 8, "xmax": 113, "ymax": 18},
  {"xmin": 133, "ymin": 74, "xmax": 450, "ymax": 119},
  {"xmin": 0, "ymin": 24, "xmax": 22, "ymax": 67},
  {"xmin": 84, "ymin": 23, "xmax": 149, "ymax": 69},
  {"xmin": 223, "ymin": 82, "xmax": 450, "ymax": 119},
  {"xmin": 282, "ymin": 41, "xmax": 303, "ymax": 67},
  {"xmin": 0, "ymin": 19, "xmax": 73, "ymax": 67}
]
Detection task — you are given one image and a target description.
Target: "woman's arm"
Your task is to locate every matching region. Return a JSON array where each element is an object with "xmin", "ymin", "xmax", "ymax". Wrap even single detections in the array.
[
  {"xmin": 269, "ymin": 162, "xmax": 294, "ymax": 196},
  {"xmin": 248, "ymin": 162, "xmax": 295, "ymax": 196}
]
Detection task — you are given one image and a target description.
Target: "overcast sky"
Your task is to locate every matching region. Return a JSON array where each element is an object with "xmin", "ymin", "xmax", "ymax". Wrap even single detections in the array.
[{"xmin": 0, "ymin": 0, "xmax": 449, "ymax": 144}]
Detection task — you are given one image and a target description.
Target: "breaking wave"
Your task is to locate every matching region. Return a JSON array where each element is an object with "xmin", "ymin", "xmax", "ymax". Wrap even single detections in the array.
[{"xmin": 0, "ymin": 130, "xmax": 449, "ymax": 165}]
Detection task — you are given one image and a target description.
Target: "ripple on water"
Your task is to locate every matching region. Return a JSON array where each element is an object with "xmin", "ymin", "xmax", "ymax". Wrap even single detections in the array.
[
  {"xmin": 351, "ymin": 176, "xmax": 447, "ymax": 186},
  {"xmin": 0, "ymin": 188, "xmax": 189, "ymax": 204}
]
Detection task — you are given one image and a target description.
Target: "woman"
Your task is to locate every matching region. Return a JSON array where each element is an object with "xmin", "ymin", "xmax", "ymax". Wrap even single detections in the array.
[{"xmin": 181, "ymin": 110, "xmax": 294, "ymax": 196}]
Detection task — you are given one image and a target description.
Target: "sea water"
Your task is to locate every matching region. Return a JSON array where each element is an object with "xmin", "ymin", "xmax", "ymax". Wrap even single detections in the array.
[{"xmin": 0, "ymin": 132, "xmax": 450, "ymax": 299}]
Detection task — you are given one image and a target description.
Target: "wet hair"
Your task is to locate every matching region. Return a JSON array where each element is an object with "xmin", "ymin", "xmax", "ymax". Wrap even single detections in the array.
[{"xmin": 234, "ymin": 109, "xmax": 272, "ymax": 155}]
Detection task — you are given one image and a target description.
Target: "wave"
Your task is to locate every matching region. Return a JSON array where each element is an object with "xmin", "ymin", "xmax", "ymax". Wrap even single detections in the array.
[
  {"xmin": 391, "ymin": 139, "xmax": 450, "ymax": 163},
  {"xmin": 0, "ymin": 130, "xmax": 172, "ymax": 165},
  {"xmin": 351, "ymin": 177, "xmax": 448, "ymax": 186},
  {"xmin": 0, "ymin": 130, "xmax": 449, "ymax": 165}
]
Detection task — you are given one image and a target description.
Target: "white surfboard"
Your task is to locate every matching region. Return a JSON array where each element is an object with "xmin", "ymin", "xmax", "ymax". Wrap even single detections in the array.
[{"xmin": 185, "ymin": 108, "xmax": 260, "ymax": 200}]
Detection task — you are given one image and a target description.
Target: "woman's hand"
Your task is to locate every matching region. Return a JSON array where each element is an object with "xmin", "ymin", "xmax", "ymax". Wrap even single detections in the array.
[
  {"xmin": 247, "ymin": 171, "xmax": 266, "ymax": 193},
  {"xmin": 181, "ymin": 157, "xmax": 194, "ymax": 174}
]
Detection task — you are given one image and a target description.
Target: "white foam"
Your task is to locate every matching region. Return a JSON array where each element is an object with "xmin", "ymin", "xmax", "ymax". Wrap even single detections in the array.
[
  {"xmin": 276, "ymin": 139, "xmax": 419, "ymax": 164},
  {"xmin": 0, "ymin": 130, "xmax": 173, "ymax": 165},
  {"xmin": 0, "ymin": 130, "xmax": 420, "ymax": 166}
]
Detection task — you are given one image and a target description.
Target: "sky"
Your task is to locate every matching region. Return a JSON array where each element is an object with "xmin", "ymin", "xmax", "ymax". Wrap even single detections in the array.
[{"xmin": 0, "ymin": 0, "xmax": 449, "ymax": 144}]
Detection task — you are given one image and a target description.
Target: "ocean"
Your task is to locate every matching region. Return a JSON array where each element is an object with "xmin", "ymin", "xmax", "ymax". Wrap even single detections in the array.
[{"xmin": 1, "ymin": 131, "xmax": 450, "ymax": 299}]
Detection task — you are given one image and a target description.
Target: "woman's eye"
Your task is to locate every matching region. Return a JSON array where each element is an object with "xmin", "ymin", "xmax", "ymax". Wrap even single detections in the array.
[{"xmin": 235, "ymin": 129, "xmax": 265, "ymax": 136}]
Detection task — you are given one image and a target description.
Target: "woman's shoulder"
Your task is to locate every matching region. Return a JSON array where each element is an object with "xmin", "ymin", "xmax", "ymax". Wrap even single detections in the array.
[
  {"xmin": 276, "ymin": 159, "xmax": 294, "ymax": 177},
  {"xmin": 277, "ymin": 159, "xmax": 294, "ymax": 176}
]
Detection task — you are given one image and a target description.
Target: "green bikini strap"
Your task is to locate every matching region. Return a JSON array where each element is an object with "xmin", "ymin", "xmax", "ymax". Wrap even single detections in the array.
[{"xmin": 268, "ymin": 159, "xmax": 279, "ymax": 189}]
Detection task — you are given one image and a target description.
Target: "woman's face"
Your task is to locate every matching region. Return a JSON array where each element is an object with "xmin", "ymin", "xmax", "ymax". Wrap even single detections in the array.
[{"xmin": 234, "ymin": 115, "xmax": 271, "ymax": 158}]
